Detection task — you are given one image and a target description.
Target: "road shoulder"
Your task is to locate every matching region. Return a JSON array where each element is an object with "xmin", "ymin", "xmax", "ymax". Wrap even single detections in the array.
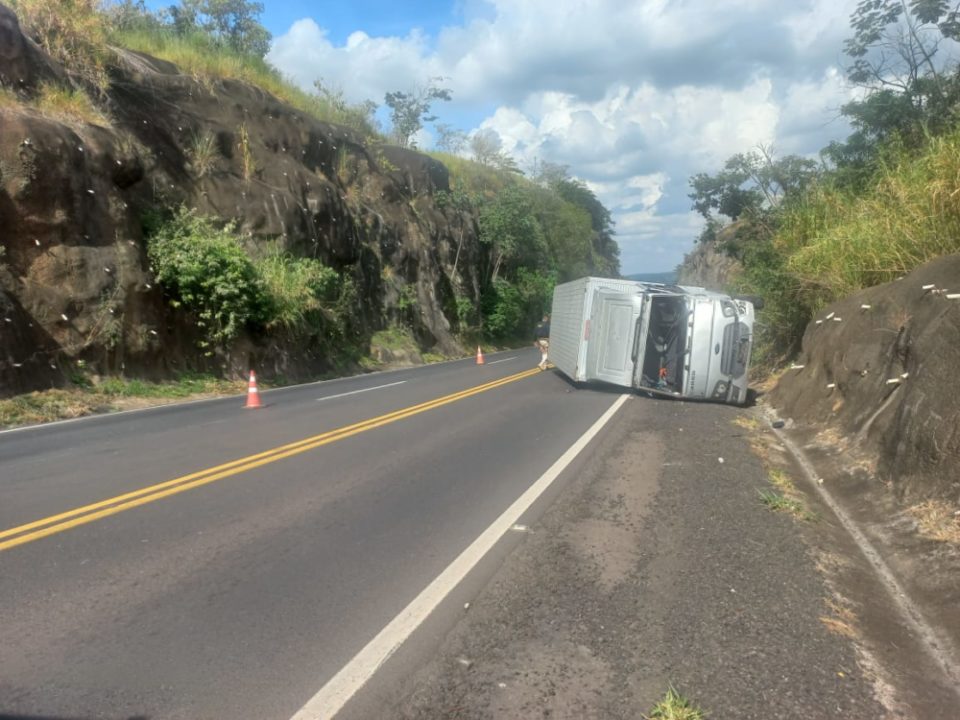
[{"xmin": 392, "ymin": 395, "xmax": 887, "ymax": 719}]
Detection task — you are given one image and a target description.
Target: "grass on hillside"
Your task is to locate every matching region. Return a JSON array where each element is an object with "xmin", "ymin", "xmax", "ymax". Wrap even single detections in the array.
[
  {"xmin": 0, "ymin": 87, "xmax": 18, "ymax": 105},
  {"xmin": 32, "ymin": 83, "xmax": 110, "ymax": 126},
  {"xmin": 731, "ymin": 129, "xmax": 960, "ymax": 366},
  {"xmin": 754, "ymin": 130, "xmax": 960, "ymax": 346},
  {"xmin": 0, "ymin": 82, "xmax": 108, "ymax": 127},
  {"xmin": 0, "ymin": 373, "xmax": 246, "ymax": 429},
  {"xmin": 780, "ymin": 134, "xmax": 960, "ymax": 304},
  {"xmin": 9, "ymin": 0, "xmax": 111, "ymax": 91},
  {"xmin": 111, "ymin": 29, "xmax": 380, "ymax": 137},
  {"xmin": 427, "ymin": 151, "xmax": 515, "ymax": 197},
  {"xmin": 646, "ymin": 686, "xmax": 705, "ymax": 720},
  {"xmin": 370, "ymin": 326, "xmax": 420, "ymax": 352}
]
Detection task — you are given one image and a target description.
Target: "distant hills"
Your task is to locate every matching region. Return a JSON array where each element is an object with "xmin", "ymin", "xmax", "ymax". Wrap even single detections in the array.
[{"xmin": 623, "ymin": 271, "xmax": 677, "ymax": 284}]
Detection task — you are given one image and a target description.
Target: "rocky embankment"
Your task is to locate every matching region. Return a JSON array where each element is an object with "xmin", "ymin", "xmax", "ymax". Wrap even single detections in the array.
[
  {"xmin": 676, "ymin": 224, "xmax": 743, "ymax": 291},
  {"xmin": 770, "ymin": 254, "xmax": 960, "ymax": 504},
  {"xmin": 0, "ymin": 2, "xmax": 480, "ymax": 396}
]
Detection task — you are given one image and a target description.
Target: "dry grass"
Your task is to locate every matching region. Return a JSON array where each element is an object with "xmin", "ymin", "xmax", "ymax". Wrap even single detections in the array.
[
  {"xmin": 780, "ymin": 130, "xmax": 960, "ymax": 310},
  {"xmin": 907, "ymin": 500, "xmax": 960, "ymax": 544},
  {"xmin": 752, "ymin": 366, "xmax": 787, "ymax": 393},
  {"xmin": 815, "ymin": 550, "xmax": 850, "ymax": 575},
  {"xmin": 887, "ymin": 307, "xmax": 912, "ymax": 332},
  {"xmin": 769, "ymin": 468, "xmax": 796, "ymax": 494},
  {"xmin": 0, "ymin": 389, "xmax": 102, "ymax": 427},
  {"xmin": 33, "ymin": 83, "xmax": 110, "ymax": 126},
  {"xmin": 10, "ymin": 0, "xmax": 110, "ymax": 91},
  {"xmin": 732, "ymin": 415, "xmax": 760, "ymax": 431},
  {"xmin": 819, "ymin": 597, "xmax": 859, "ymax": 639},
  {"xmin": 237, "ymin": 123, "xmax": 256, "ymax": 180},
  {"xmin": 0, "ymin": 86, "xmax": 19, "ymax": 106},
  {"xmin": 427, "ymin": 151, "xmax": 515, "ymax": 198},
  {"xmin": 187, "ymin": 130, "xmax": 219, "ymax": 177},
  {"xmin": 111, "ymin": 30, "xmax": 380, "ymax": 138},
  {"xmin": 0, "ymin": 374, "xmax": 246, "ymax": 429}
]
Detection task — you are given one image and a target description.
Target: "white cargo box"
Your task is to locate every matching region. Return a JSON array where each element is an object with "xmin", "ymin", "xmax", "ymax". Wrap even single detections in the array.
[{"xmin": 549, "ymin": 277, "xmax": 646, "ymax": 383}]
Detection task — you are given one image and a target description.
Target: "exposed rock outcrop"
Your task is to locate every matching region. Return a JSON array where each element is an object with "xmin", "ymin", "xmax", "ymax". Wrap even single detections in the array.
[
  {"xmin": 770, "ymin": 254, "xmax": 960, "ymax": 502},
  {"xmin": 0, "ymin": 3, "xmax": 481, "ymax": 394},
  {"xmin": 676, "ymin": 224, "xmax": 742, "ymax": 291}
]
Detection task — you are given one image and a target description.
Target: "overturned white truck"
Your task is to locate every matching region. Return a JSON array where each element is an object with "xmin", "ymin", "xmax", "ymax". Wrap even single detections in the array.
[{"xmin": 549, "ymin": 277, "xmax": 757, "ymax": 405}]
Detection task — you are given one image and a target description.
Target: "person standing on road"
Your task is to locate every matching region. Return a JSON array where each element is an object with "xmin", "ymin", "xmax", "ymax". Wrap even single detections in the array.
[{"xmin": 534, "ymin": 314, "xmax": 550, "ymax": 370}]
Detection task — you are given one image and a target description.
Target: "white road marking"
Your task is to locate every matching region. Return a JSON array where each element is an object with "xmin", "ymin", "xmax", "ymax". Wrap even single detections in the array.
[
  {"xmin": 317, "ymin": 381, "xmax": 406, "ymax": 402},
  {"xmin": 486, "ymin": 356, "xmax": 519, "ymax": 365},
  {"xmin": 290, "ymin": 393, "xmax": 631, "ymax": 720}
]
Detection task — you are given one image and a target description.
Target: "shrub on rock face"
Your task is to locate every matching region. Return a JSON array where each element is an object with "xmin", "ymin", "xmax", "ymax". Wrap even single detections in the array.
[
  {"xmin": 147, "ymin": 208, "xmax": 350, "ymax": 351},
  {"xmin": 254, "ymin": 247, "xmax": 340, "ymax": 333},
  {"xmin": 147, "ymin": 207, "xmax": 261, "ymax": 351}
]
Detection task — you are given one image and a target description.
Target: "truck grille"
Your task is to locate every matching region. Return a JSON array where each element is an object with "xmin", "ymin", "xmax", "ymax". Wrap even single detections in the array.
[{"xmin": 721, "ymin": 322, "xmax": 749, "ymax": 377}]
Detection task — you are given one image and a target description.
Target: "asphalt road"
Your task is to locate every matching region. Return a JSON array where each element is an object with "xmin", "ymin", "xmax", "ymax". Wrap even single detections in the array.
[{"xmin": 0, "ymin": 349, "xmax": 629, "ymax": 719}]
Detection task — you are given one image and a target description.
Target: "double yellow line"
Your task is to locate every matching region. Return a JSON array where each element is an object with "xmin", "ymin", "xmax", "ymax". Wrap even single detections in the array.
[{"xmin": 0, "ymin": 367, "xmax": 541, "ymax": 553}]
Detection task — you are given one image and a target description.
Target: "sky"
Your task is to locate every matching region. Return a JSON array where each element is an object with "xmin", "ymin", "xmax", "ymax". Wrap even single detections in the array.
[{"xmin": 153, "ymin": 0, "xmax": 865, "ymax": 274}]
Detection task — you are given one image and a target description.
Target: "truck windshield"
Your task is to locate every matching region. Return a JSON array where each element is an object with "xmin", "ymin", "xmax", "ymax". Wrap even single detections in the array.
[{"xmin": 639, "ymin": 296, "xmax": 688, "ymax": 392}]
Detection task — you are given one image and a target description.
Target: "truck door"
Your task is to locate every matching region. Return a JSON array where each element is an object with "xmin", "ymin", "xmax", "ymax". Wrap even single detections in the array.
[{"xmin": 587, "ymin": 292, "xmax": 643, "ymax": 387}]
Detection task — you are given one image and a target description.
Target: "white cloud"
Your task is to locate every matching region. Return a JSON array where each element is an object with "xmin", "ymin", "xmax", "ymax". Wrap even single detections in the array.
[
  {"xmin": 268, "ymin": 19, "xmax": 442, "ymax": 105},
  {"xmin": 268, "ymin": 0, "xmax": 863, "ymax": 272}
]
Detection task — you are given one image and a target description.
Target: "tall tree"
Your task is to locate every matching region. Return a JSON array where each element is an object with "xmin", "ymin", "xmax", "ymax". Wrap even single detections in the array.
[
  {"xmin": 689, "ymin": 148, "xmax": 819, "ymax": 223},
  {"xmin": 434, "ymin": 123, "xmax": 467, "ymax": 154},
  {"xmin": 469, "ymin": 129, "xmax": 523, "ymax": 173},
  {"xmin": 384, "ymin": 78, "xmax": 452, "ymax": 148},
  {"xmin": 170, "ymin": 0, "xmax": 271, "ymax": 57},
  {"xmin": 828, "ymin": 0, "xmax": 960, "ymax": 186},
  {"xmin": 552, "ymin": 177, "xmax": 620, "ymax": 276},
  {"xmin": 103, "ymin": 0, "xmax": 164, "ymax": 31},
  {"xmin": 478, "ymin": 184, "xmax": 547, "ymax": 282},
  {"xmin": 470, "ymin": 128, "xmax": 502, "ymax": 165}
]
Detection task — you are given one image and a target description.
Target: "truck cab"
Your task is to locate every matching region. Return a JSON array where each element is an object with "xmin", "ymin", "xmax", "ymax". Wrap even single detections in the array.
[{"xmin": 631, "ymin": 287, "xmax": 754, "ymax": 405}]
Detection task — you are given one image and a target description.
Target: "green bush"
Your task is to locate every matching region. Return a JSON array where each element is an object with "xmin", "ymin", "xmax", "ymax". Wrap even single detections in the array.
[
  {"xmin": 148, "ymin": 208, "xmax": 351, "ymax": 350},
  {"xmin": 255, "ymin": 247, "xmax": 340, "ymax": 333},
  {"xmin": 482, "ymin": 268, "xmax": 556, "ymax": 339},
  {"xmin": 147, "ymin": 208, "xmax": 262, "ymax": 349}
]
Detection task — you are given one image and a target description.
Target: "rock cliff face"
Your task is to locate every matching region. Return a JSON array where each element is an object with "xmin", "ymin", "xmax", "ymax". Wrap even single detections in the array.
[
  {"xmin": 0, "ymin": 3, "xmax": 480, "ymax": 395},
  {"xmin": 770, "ymin": 254, "xmax": 960, "ymax": 503},
  {"xmin": 676, "ymin": 225, "xmax": 742, "ymax": 291}
]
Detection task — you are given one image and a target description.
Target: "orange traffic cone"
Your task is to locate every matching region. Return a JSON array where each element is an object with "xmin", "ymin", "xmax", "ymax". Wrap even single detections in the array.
[
  {"xmin": 244, "ymin": 370, "xmax": 263, "ymax": 409},
  {"xmin": 476, "ymin": 346, "xmax": 485, "ymax": 365}
]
